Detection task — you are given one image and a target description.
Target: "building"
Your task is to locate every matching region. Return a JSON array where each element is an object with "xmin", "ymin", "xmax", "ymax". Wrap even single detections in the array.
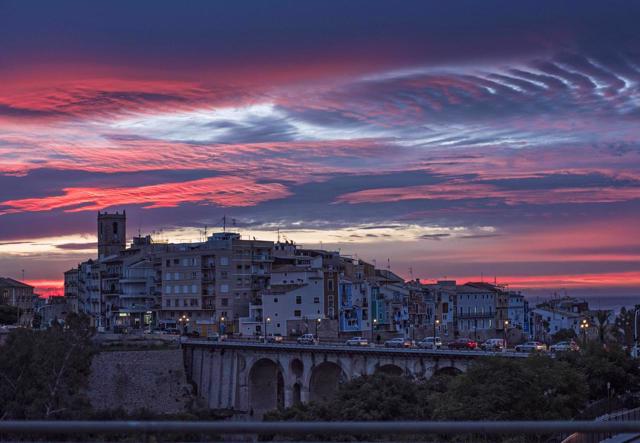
[
  {"xmin": 0, "ymin": 277, "xmax": 35, "ymax": 326},
  {"xmin": 455, "ymin": 284, "xmax": 496, "ymax": 340}
]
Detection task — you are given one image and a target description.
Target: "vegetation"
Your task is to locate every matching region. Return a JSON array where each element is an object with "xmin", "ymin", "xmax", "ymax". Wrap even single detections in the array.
[
  {"xmin": 266, "ymin": 345, "xmax": 640, "ymax": 441},
  {"xmin": 0, "ymin": 304, "xmax": 19, "ymax": 325},
  {"xmin": 0, "ymin": 313, "xmax": 95, "ymax": 420}
]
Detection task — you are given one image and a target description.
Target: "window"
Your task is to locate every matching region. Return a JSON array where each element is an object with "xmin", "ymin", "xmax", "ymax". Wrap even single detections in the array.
[
  {"xmin": 220, "ymin": 284, "xmax": 229, "ymax": 293},
  {"xmin": 295, "ymin": 295, "xmax": 302, "ymax": 305},
  {"xmin": 221, "ymin": 271, "xmax": 228, "ymax": 279},
  {"xmin": 274, "ymin": 297, "xmax": 278, "ymax": 303},
  {"xmin": 183, "ymin": 299, "xmax": 188, "ymax": 307},
  {"xmin": 328, "ymin": 279, "xmax": 334, "ymax": 291},
  {"xmin": 314, "ymin": 297, "xmax": 320, "ymax": 304},
  {"xmin": 174, "ymin": 299, "xmax": 179, "ymax": 307},
  {"xmin": 166, "ymin": 260, "xmax": 171, "ymax": 267},
  {"xmin": 173, "ymin": 259, "xmax": 179, "ymax": 265},
  {"xmin": 220, "ymin": 256, "xmax": 229, "ymax": 266},
  {"xmin": 174, "ymin": 272, "xmax": 179, "ymax": 280},
  {"xmin": 165, "ymin": 273, "xmax": 171, "ymax": 281},
  {"xmin": 165, "ymin": 299, "xmax": 171, "ymax": 307},
  {"xmin": 113, "ymin": 222, "xmax": 118, "ymax": 234},
  {"xmin": 191, "ymin": 284, "xmax": 197, "ymax": 294},
  {"xmin": 165, "ymin": 285, "xmax": 172, "ymax": 294},
  {"xmin": 221, "ymin": 298, "xmax": 228, "ymax": 307},
  {"xmin": 294, "ymin": 310, "xmax": 301, "ymax": 317},
  {"xmin": 192, "ymin": 271, "xmax": 197, "ymax": 279}
]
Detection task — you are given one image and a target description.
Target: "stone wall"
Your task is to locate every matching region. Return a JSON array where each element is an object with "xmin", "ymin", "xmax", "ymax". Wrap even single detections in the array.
[{"xmin": 87, "ymin": 349, "xmax": 193, "ymax": 414}]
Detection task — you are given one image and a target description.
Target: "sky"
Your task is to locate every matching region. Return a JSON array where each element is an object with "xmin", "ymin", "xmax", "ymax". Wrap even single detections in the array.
[{"xmin": 1, "ymin": 0, "xmax": 639, "ymax": 298}]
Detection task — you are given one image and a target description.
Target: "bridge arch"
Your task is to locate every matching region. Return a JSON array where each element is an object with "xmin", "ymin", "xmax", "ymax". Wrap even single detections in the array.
[
  {"xmin": 434, "ymin": 366, "xmax": 463, "ymax": 377},
  {"xmin": 248, "ymin": 358, "xmax": 285, "ymax": 417},
  {"xmin": 309, "ymin": 361, "xmax": 346, "ymax": 402}
]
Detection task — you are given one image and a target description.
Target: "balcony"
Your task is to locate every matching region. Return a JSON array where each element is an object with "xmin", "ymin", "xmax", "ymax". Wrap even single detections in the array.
[{"xmin": 457, "ymin": 312, "xmax": 494, "ymax": 319}]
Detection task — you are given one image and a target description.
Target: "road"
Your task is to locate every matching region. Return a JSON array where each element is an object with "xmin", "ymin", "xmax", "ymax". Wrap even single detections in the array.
[{"xmin": 182, "ymin": 337, "xmax": 531, "ymax": 358}]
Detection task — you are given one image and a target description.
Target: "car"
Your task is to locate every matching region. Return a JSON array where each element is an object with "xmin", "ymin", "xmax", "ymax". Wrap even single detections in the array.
[
  {"xmin": 481, "ymin": 338, "xmax": 506, "ymax": 351},
  {"xmin": 165, "ymin": 328, "xmax": 180, "ymax": 335},
  {"xmin": 515, "ymin": 341, "xmax": 547, "ymax": 353},
  {"xmin": 549, "ymin": 341, "xmax": 579, "ymax": 352},
  {"xmin": 447, "ymin": 338, "xmax": 478, "ymax": 350},
  {"xmin": 184, "ymin": 330, "xmax": 200, "ymax": 338},
  {"xmin": 207, "ymin": 333, "xmax": 222, "ymax": 342},
  {"xmin": 297, "ymin": 333, "xmax": 317, "ymax": 345},
  {"xmin": 346, "ymin": 336, "xmax": 369, "ymax": 346},
  {"xmin": 417, "ymin": 336, "xmax": 442, "ymax": 349},
  {"xmin": 267, "ymin": 334, "xmax": 284, "ymax": 343},
  {"xmin": 384, "ymin": 337, "xmax": 414, "ymax": 348}
]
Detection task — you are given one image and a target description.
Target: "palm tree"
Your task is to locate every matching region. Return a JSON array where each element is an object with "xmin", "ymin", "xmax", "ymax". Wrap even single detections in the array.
[{"xmin": 594, "ymin": 310, "xmax": 610, "ymax": 344}]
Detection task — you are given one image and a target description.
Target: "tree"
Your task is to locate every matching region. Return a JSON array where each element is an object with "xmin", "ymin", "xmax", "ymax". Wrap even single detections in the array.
[
  {"xmin": 0, "ymin": 313, "xmax": 95, "ymax": 419},
  {"xmin": 431, "ymin": 356, "xmax": 588, "ymax": 421},
  {"xmin": 557, "ymin": 342, "xmax": 640, "ymax": 400},
  {"xmin": 0, "ymin": 305, "xmax": 18, "ymax": 325},
  {"xmin": 614, "ymin": 306, "xmax": 639, "ymax": 348},
  {"xmin": 594, "ymin": 310, "xmax": 611, "ymax": 344},
  {"xmin": 266, "ymin": 373, "xmax": 432, "ymax": 422}
]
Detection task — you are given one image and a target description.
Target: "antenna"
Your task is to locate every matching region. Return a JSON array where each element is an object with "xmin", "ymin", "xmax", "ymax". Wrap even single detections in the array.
[
  {"xmin": 204, "ymin": 225, "xmax": 208, "ymax": 238},
  {"xmin": 277, "ymin": 228, "xmax": 280, "ymax": 243},
  {"xmin": 222, "ymin": 216, "xmax": 226, "ymax": 232},
  {"xmin": 21, "ymin": 269, "xmax": 25, "ymax": 281},
  {"xmin": 387, "ymin": 258, "xmax": 391, "ymax": 271},
  {"xmin": 409, "ymin": 267, "xmax": 414, "ymax": 279}
]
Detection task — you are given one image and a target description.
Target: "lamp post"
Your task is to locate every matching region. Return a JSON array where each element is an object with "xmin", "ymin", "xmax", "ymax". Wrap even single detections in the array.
[
  {"xmin": 503, "ymin": 320, "xmax": 509, "ymax": 351},
  {"xmin": 179, "ymin": 314, "xmax": 190, "ymax": 334},
  {"xmin": 218, "ymin": 316, "xmax": 225, "ymax": 334},
  {"xmin": 433, "ymin": 318, "xmax": 440, "ymax": 341},
  {"xmin": 315, "ymin": 317, "xmax": 321, "ymax": 338},
  {"xmin": 372, "ymin": 318, "xmax": 378, "ymax": 344},
  {"xmin": 580, "ymin": 318, "xmax": 589, "ymax": 347},
  {"xmin": 263, "ymin": 316, "xmax": 271, "ymax": 343}
]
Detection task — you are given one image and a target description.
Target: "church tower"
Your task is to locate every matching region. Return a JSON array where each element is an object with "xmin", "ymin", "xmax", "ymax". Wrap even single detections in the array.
[{"xmin": 97, "ymin": 211, "xmax": 126, "ymax": 259}]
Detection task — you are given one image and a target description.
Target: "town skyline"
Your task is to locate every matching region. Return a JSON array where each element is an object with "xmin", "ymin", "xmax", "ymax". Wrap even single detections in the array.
[{"xmin": 1, "ymin": 1, "xmax": 640, "ymax": 298}]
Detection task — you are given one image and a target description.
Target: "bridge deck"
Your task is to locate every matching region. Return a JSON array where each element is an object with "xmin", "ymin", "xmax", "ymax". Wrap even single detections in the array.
[{"xmin": 183, "ymin": 339, "xmax": 530, "ymax": 358}]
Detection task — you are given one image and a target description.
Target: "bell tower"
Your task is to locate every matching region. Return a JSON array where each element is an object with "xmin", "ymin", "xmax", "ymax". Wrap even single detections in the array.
[{"xmin": 97, "ymin": 211, "xmax": 126, "ymax": 259}]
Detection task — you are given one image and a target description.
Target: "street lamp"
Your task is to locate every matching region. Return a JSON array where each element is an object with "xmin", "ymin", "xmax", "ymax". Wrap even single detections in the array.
[
  {"xmin": 580, "ymin": 318, "xmax": 589, "ymax": 347},
  {"xmin": 433, "ymin": 318, "xmax": 440, "ymax": 342},
  {"xmin": 372, "ymin": 318, "xmax": 378, "ymax": 343},
  {"xmin": 315, "ymin": 317, "xmax": 321, "ymax": 338},
  {"xmin": 219, "ymin": 316, "xmax": 225, "ymax": 334},
  {"xmin": 179, "ymin": 314, "xmax": 190, "ymax": 334},
  {"xmin": 504, "ymin": 320, "xmax": 509, "ymax": 350},
  {"xmin": 263, "ymin": 316, "xmax": 271, "ymax": 343}
]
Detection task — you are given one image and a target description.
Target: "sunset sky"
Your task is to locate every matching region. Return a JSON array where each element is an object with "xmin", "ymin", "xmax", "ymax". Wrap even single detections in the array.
[{"xmin": 1, "ymin": 1, "xmax": 639, "ymax": 297}]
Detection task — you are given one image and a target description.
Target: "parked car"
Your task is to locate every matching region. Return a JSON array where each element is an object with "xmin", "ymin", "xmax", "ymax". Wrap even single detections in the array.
[
  {"xmin": 346, "ymin": 336, "xmax": 369, "ymax": 346},
  {"xmin": 267, "ymin": 333, "xmax": 284, "ymax": 343},
  {"xmin": 207, "ymin": 332, "xmax": 222, "ymax": 342},
  {"xmin": 164, "ymin": 328, "xmax": 180, "ymax": 335},
  {"xmin": 515, "ymin": 341, "xmax": 547, "ymax": 352},
  {"xmin": 384, "ymin": 337, "xmax": 414, "ymax": 348},
  {"xmin": 417, "ymin": 336, "xmax": 442, "ymax": 349},
  {"xmin": 297, "ymin": 333, "xmax": 317, "ymax": 345},
  {"xmin": 481, "ymin": 338, "xmax": 506, "ymax": 351},
  {"xmin": 184, "ymin": 330, "xmax": 200, "ymax": 338},
  {"xmin": 447, "ymin": 338, "xmax": 478, "ymax": 350},
  {"xmin": 549, "ymin": 341, "xmax": 579, "ymax": 352}
]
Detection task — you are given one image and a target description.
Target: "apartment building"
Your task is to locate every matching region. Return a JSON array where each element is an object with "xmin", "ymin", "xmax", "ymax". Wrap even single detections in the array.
[{"xmin": 0, "ymin": 277, "xmax": 35, "ymax": 326}]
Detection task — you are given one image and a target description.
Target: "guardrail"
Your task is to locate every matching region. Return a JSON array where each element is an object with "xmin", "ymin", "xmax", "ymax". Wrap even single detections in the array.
[{"xmin": 1, "ymin": 420, "xmax": 640, "ymax": 438}]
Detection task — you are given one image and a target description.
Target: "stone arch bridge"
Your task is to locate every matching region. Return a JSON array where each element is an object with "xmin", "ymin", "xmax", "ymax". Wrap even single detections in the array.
[{"xmin": 182, "ymin": 341, "xmax": 526, "ymax": 418}]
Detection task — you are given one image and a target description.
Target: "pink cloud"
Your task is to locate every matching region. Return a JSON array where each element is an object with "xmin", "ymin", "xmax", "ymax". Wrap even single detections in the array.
[{"xmin": 0, "ymin": 176, "xmax": 291, "ymax": 214}]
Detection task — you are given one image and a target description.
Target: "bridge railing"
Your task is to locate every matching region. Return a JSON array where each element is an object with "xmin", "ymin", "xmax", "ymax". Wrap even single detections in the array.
[{"xmin": 2, "ymin": 420, "xmax": 640, "ymax": 442}]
